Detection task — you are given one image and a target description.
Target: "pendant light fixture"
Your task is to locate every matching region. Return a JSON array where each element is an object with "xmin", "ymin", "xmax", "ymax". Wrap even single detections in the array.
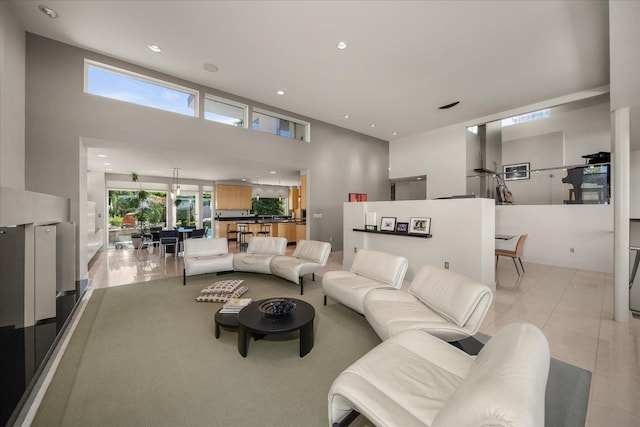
[
  {"xmin": 278, "ymin": 178, "xmax": 282, "ymax": 202},
  {"xmin": 172, "ymin": 168, "xmax": 181, "ymax": 196}
]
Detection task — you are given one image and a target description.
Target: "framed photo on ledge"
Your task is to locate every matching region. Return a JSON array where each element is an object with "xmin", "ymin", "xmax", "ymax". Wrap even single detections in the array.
[
  {"xmin": 395, "ymin": 222, "xmax": 409, "ymax": 233},
  {"xmin": 409, "ymin": 217, "xmax": 431, "ymax": 235},
  {"xmin": 503, "ymin": 162, "xmax": 530, "ymax": 181},
  {"xmin": 380, "ymin": 217, "xmax": 397, "ymax": 232}
]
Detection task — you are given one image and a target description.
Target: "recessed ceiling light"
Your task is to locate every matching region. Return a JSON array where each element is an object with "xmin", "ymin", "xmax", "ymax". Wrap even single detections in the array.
[
  {"xmin": 369, "ymin": 123, "xmax": 376, "ymax": 128},
  {"xmin": 269, "ymin": 171, "xmax": 277, "ymax": 174},
  {"xmin": 241, "ymin": 178, "xmax": 247, "ymax": 181},
  {"xmin": 38, "ymin": 5, "xmax": 58, "ymax": 18},
  {"xmin": 343, "ymin": 114, "xmax": 350, "ymax": 119},
  {"xmin": 337, "ymin": 41, "xmax": 348, "ymax": 50},
  {"xmin": 106, "ymin": 168, "xmax": 113, "ymax": 171},
  {"xmin": 148, "ymin": 44, "xmax": 162, "ymax": 53},
  {"xmin": 392, "ymin": 132, "xmax": 397, "ymax": 136},
  {"xmin": 103, "ymin": 162, "xmax": 111, "ymax": 166},
  {"xmin": 98, "ymin": 154, "xmax": 108, "ymax": 158},
  {"xmin": 276, "ymin": 90, "xmax": 285, "ymax": 96},
  {"xmin": 438, "ymin": 101, "xmax": 460, "ymax": 110},
  {"xmin": 417, "ymin": 177, "xmax": 422, "ymax": 180},
  {"xmin": 203, "ymin": 63, "xmax": 219, "ymax": 72}
]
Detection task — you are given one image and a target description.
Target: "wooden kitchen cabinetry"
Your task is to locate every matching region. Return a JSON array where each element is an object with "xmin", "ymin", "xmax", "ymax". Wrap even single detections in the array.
[
  {"xmin": 273, "ymin": 222, "xmax": 296, "ymax": 243},
  {"xmin": 288, "ymin": 188, "xmax": 300, "ymax": 211},
  {"xmin": 296, "ymin": 223, "xmax": 306, "ymax": 243},
  {"xmin": 300, "ymin": 175, "xmax": 307, "ymax": 209},
  {"xmin": 215, "ymin": 184, "xmax": 252, "ymax": 210}
]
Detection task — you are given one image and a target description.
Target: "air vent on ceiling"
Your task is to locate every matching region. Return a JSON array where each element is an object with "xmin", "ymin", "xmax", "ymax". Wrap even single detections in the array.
[{"xmin": 438, "ymin": 101, "xmax": 460, "ymax": 110}]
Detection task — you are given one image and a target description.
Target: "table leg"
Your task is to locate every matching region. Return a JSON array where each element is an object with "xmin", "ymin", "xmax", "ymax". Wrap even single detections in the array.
[
  {"xmin": 215, "ymin": 321, "xmax": 220, "ymax": 339},
  {"xmin": 238, "ymin": 324, "xmax": 249, "ymax": 357},
  {"xmin": 299, "ymin": 320, "xmax": 314, "ymax": 357}
]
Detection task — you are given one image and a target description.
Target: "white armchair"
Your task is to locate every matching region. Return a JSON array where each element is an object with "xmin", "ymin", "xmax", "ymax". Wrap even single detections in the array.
[
  {"xmin": 270, "ymin": 240, "xmax": 331, "ymax": 294},
  {"xmin": 233, "ymin": 236, "xmax": 287, "ymax": 274},
  {"xmin": 364, "ymin": 264, "xmax": 493, "ymax": 342},
  {"xmin": 322, "ymin": 249, "xmax": 408, "ymax": 314},
  {"xmin": 183, "ymin": 237, "xmax": 234, "ymax": 285},
  {"xmin": 328, "ymin": 323, "xmax": 550, "ymax": 427}
]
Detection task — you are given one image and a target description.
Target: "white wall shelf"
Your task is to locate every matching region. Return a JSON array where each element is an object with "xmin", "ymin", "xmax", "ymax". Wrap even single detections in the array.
[{"xmin": 352, "ymin": 228, "xmax": 432, "ymax": 238}]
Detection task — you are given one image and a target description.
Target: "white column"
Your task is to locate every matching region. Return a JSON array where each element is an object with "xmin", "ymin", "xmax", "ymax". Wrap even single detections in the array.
[{"xmin": 613, "ymin": 108, "xmax": 631, "ymax": 322}]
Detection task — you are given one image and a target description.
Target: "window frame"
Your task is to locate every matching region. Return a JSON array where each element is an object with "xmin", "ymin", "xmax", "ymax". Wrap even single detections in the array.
[
  {"xmin": 204, "ymin": 93, "xmax": 249, "ymax": 128},
  {"xmin": 252, "ymin": 107, "xmax": 311, "ymax": 142},
  {"xmin": 83, "ymin": 59, "xmax": 200, "ymax": 117}
]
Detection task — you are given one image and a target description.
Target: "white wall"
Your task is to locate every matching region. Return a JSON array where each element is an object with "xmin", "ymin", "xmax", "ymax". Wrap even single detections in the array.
[
  {"xmin": 24, "ymin": 34, "xmax": 390, "ymax": 281},
  {"xmin": 389, "ymin": 124, "xmax": 467, "ymax": 199},
  {"xmin": 502, "ymin": 101, "xmax": 611, "ymax": 165},
  {"xmin": 0, "ymin": 2, "xmax": 25, "ymax": 190},
  {"xmin": 496, "ymin": 204, "xmax": 613, "ymax": 273},
  {"xmin": 502, "ymin": 131, "xmax": 565, "ymax": 205},
  {"xmin": 87, "ymin": 170, "xmax": 106, "ymax": 244},
  {"xmin": 343, "ymin": 198, "xmax": 496, "ymax": 290}
]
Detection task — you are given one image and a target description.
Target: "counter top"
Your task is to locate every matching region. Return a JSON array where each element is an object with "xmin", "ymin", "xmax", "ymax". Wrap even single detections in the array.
[{"xmin": 233, "ymin": 219, "xmax": 306, "ymax": 225}]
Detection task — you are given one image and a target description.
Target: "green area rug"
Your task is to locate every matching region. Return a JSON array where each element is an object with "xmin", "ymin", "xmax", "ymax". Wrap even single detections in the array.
[{"xmin": 32, "ymin": 273, "xmax": 380, "ymax": 427}]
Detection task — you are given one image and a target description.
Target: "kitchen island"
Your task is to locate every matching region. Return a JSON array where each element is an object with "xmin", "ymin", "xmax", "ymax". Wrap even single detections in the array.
[{"xmin": 215, "ymin": 216, "xmax": 306, "ymax": 244}]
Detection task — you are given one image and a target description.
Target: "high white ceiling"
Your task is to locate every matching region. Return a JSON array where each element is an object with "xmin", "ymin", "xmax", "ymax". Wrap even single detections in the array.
[{"xmin": 10, "ymin": 0, "xmax": 610, "ymax": 185}]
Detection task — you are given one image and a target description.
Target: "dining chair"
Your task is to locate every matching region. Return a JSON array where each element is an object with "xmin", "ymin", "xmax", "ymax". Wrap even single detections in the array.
[
  {"xmin": 496, "ymin": 234, "xmax": 528, "ymax": 275},
  {"xmin": 189, "ymin": 228, "xmax": 205, "ymax": 239},
  {"xmin": 159, "ymin": 230, "xmax": 180, "ymax": 258}
]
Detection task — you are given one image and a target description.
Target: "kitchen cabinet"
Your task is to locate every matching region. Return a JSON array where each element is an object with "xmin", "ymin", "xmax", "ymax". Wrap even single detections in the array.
[
  {"xmin": 215, "ymin": 184, "xmax": 252, "ymax": 210},
  {"xmin": 296, "ymin": 224, "xmax": 306, "ymax": 243},
  {"xmin": 273, "ymin": 222, "xmax": 296, "ymax": 242},
  {"xmin": 289, "ymin": 188, "xmax": 300, "ymax": 211},
  {"xmin": 300, "ymin": 175, "xmax": 307, "ymax": 210}
]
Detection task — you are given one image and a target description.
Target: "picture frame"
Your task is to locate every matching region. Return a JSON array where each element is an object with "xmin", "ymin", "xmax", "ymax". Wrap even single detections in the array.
[
  {"xmin": 380, "ymin": 217, "xmax": 397, "ymax": 232},
  {"xmin": 395, "ymin": 222, "xmax": 409, "ymax": 233},
  {"xmin": 409, "ymin": 217, "xmax": 431, "ymax": 235},
  {"xmin": 348, "ymin": 193, "xmax": 368, "ymax": 202},
  {"xmin": 503, "ymin": 162, "xmax": 530, "ymax": 181}
]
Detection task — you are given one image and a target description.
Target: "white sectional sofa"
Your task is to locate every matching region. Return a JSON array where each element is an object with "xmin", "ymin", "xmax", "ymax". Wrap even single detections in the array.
[
  {"xmin": 182, "ymin": 237, "xmax": 331, "ymax": 294},
  {"xmin": 233, "ymin": 236, "xmax": 287, "ymax": 274},
  {"xmin": 364, "ymin": 264, "xmax": 493, "ymax": 342},
  {"xmin": 322, "ymin": 249, "xmax": 408, "ymax": 314},
  {"xmin": 328, "ymin": 322, "xmax": 550, "ymax": 427}
]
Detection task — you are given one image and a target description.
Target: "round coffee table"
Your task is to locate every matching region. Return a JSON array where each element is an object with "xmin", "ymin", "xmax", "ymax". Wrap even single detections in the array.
[
  {"xmin": 237, "ymin": 298, "xmax": 315, "ymax": 358},
  {"xmin": 214, "ymin": 309, "xmax": 239, "ymax": 339}
]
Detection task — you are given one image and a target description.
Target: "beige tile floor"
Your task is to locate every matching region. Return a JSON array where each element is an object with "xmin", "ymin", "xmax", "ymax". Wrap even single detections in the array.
[{"xmin": 88, "ymin": 246, "xmax": 640, "ymax": 426}]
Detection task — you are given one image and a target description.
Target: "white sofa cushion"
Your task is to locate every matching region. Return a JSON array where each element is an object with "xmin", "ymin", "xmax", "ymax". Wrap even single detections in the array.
[
  {"xmin": 233, "ymin": 237, "xmax": 287, "ymax": 274},
  {"xmin": 409, "ymin": 264, "xmax": 491, "ymax": 327},
  {"xmin": 364, "ymin": 265, "xmax": 493, "ymax": 342},
  {"xmin": 270, "ymin": 240, "xmax": 331, "ymax": 293},
  {"xmin": 349, "ymin": 249, "xmax": 408, "ymax": 288},
  {"xmin": 328, "ymin": 323, "xmax": 549, "ymax": 427},
  {"xmin": 432, "ymin": 323, "xmax": 550, "ymax": 427},
  {"xmin": 364, "ymin": 288, "xmax": 471, "ymax": 341},
  {"xmin": 322, "ymin": 272, "xmax": 392, "ymax": 314},
  {"xmin": 246, "ymin": 236, "xmax": 287, "ymax": 255},
  {"xmin": 291, "ymin": 239, "xmax": 331, "ymax": 265},
  {"xmin": 322, "ymin": 249, "xmax": 408, "ymax": 314},
  {"xmin": 184, "ymin": 238, "xmax": 234, "ymax": 278},
  {"xmin": 185, "ymin": 237, "xmax": 228, "ymax": 257}
]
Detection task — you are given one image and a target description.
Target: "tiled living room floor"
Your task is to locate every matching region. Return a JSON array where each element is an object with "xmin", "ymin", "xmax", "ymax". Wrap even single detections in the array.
[{"xmin": 88, "ymin": 246, "xmax": 640, "ymax": 426}]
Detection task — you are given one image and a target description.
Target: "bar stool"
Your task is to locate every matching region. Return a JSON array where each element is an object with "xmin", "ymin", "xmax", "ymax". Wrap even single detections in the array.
[
  {"xmin": 257, "ymin": 223, "xmax": 271, "ymax": 237},
  {"xmin": 237, "ymin": 224, "xmax": 254, "ymax": 253}
]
